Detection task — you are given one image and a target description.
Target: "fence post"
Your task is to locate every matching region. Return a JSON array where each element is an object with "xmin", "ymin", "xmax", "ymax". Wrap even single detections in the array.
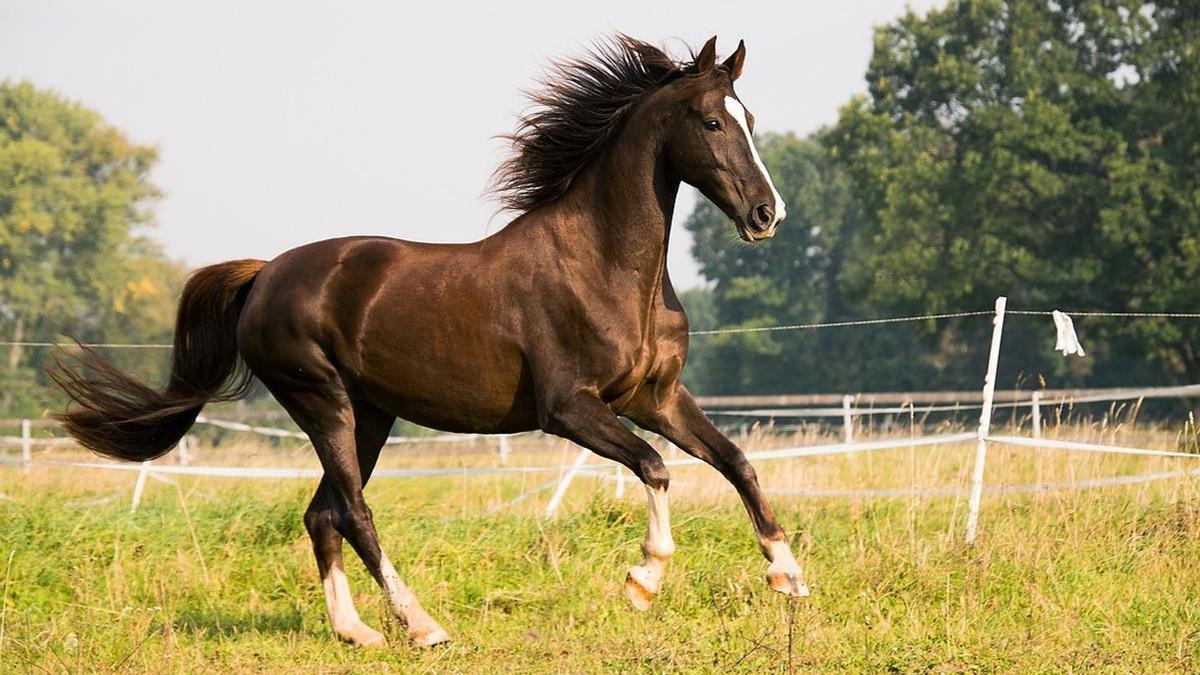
[
  {"xmin": 130, "ymin": 463, "xmax": 149, "ymax": 513},
  {"xmin": 20, "ymin": 419, "xmax": 32, "ymax": 475},
  {"xmin": 614, "ymin": 464, "xmax": 625, "ymax": 499},
  {"xmin": 1030, "ymin": 390, "xmax": 1042, "ymax": 439},
  {"xmin": 498, "ymin": 434, "xmax": 510, "ymax": 465},
  {"xmin": 176, "ymin": 434, "xmax": 190, "ymax": 466},
  {"xmin": 842, "ymin": 395, "xmax": 854, "ymax": 443},
  {"xmin": 965, "ymin": 296, "xmax": 1007, "ymax": 544},
  {"xmin": 545, "ymin": 446, "xmax": 591, "ymax": 518}
]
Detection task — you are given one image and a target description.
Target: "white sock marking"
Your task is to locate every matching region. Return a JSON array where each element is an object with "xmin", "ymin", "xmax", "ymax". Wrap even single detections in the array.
[
  {"xmin": 765, "ymin": 539, "xmax": 809, "ymax": 596},
  {"xmin": 322, "ymin": 559, "xmax": 371, "ymax": 637},
  {"xmin": 724, "ymin": 96, "xmax": 787, "ymax": 225},
  {"xmin": 644, "ymin": 485, "xmax": 675, "ymax": 561},
  {"xmin": 767, "ymin": 540, "xmax": 801, "ymax": 573},
  {"xmin": 379, "ymin": 552, "xmax": 446, "ymax": 641},
  {"xmin": 378, "ymin": 553, "xmax": 418, "ymax": 615},
  {"xmin": 627, "ymin": 485, "xmax": 675, "ymax": 604}
]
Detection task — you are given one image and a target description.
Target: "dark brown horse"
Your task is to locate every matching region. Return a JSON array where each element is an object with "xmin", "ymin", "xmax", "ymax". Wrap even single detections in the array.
[{"xmin": 51, "ymin": 35, "xmax": 806, "ymax": 648}]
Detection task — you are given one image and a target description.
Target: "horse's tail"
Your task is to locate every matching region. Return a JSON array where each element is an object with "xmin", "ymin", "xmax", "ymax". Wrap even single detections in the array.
[{"xmin": 49, "ymin": 259, "xmax": 267, "ymax": 462}]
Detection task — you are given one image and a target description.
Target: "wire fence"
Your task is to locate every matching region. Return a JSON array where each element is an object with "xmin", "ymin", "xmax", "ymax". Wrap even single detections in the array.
[
  {"xmin": 3, "ymin": 299, "xmax": 1200, "ymax": 534},
  {"xmin": 7, "ymin": 306, "xmax": 1200, "ymax": 348}
]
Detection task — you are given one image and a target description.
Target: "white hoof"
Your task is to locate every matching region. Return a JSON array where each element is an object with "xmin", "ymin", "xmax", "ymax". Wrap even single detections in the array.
[
  {"xmin": 624, "ymin": 565, "xmax": 659, "ymax": 611},
  {"xmin": 336, "ymin": 621, "xmax": 387, "ymax": 647},
  {"xmin": 766, "ymin": 562, "xmax": 810, "ymax": 597},
  {"xmin": 411, "ymin": 625, "xmax": 451, "ymax": 647}
]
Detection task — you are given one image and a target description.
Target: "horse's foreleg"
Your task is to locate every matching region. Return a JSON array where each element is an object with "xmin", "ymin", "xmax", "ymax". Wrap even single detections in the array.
[
  {"xmin": 541, "ymin": 393, "xmax": 675, "ymax": 609},
  {"xmin": 630, "ymin": 384, "xmax": 809, "ymax": 597},
  {"xmin": 628, "ymin": 482, "xmax": 675, "ymax": 609}
]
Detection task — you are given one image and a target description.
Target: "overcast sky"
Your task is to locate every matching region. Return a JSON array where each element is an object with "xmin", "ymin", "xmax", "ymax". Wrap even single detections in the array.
[{"xmin": 1, "ymin": 1, "xmax": 939, "ymax": 289}]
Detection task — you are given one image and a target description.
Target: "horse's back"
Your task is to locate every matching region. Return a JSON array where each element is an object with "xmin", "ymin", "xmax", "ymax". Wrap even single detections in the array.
[{"xmin": 237, "ymin": 235, "xmax": 538, "ymax": 433}]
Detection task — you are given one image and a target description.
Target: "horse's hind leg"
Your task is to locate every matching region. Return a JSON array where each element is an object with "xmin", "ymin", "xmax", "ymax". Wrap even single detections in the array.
[
  {"xmin": 303, "ymin": 400, "xmax": 393, "ymax": 646},
  {"xmin": 281, "ymin": 383, "xmax": 448, "ymax": 647},
  {"xmin": 305, "ymin": 477, "xmax": 385, "ymax": 646},
  {"xmin": 342, "ymin": 401, "xmax": 450, "ymax": 646}
]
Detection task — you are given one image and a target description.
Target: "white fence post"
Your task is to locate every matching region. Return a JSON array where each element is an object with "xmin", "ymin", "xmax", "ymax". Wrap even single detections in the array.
[
  {"xmin": 544, "ymin": 446, "xmax": 591, "ymax": 518},
  {"xmin": 965, "ymin": 296, "xmax": 1007, "ymax": 544},
  {"xmin": 842, "ymin": 395, "xmax": 854, "ymax": 443},
  {"xmin": 130, "ymin": 463, "xmax": 149, "ymax": 513},
  {"xmin": 20, "ymin": 419, "xmax": 31, "ymax": 475},
  {"xmin": 1030, "ymin": 390, "xmax": 1042, "ymax": 439},
  {"xmin": 176, "ymin": 435, "xmax": 190, "ymax": 466},
  {"xmin": 614, "ymin": 464, "xmax": 625, "ymax": 498},
  {"xmin": 498, "ymin": 435, "xmax": 510, "ymax": 465}
]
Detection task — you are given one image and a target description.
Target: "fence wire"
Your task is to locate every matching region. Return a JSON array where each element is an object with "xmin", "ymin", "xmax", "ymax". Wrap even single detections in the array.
[{"xmin": 8, "ymin": 306, "xmax": 1200, "ymax": 348}]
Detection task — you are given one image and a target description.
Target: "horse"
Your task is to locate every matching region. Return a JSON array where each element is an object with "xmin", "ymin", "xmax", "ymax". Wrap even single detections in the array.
[{"xmin": 50, "ymin": 35, "xmax": 807, "ymax": 648}]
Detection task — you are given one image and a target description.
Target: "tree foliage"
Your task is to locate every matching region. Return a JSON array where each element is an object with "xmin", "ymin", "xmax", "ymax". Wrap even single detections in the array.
[
  {"xmin": 685, "ymin": 0, "xmax": 1200, "ymax": 395},
  {"xmin": 0, "ymin": 81, "xmax": 183, "ymax": 416}
]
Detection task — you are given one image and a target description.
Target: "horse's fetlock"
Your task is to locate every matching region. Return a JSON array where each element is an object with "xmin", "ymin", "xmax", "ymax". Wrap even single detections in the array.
[{"xmin": 640, "ymin": 460, "xmax": 670, "ymax": 490}]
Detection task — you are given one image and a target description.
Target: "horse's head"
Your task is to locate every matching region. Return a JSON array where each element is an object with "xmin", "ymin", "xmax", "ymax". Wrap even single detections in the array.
[{"xmin": 661, "ymin": 37, "xmax": 786, "ymax": 242}]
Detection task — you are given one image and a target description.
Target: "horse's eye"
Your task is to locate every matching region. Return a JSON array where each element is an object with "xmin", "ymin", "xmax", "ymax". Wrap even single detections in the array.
[{"xmin": 703, "ymin": 119, "xmax": 721, "ymax": 131}]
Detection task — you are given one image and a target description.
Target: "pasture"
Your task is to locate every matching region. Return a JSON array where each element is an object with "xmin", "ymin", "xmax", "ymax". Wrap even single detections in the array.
[{"xmin": 2, "ymin": 419, "xmax": 1200, "ymax": 673}]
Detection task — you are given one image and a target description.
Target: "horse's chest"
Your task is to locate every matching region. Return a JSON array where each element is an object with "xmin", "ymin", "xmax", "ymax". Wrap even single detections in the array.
[{"xmin": 601, "ymin": 313, "xmax": 687, "ymax": 411}]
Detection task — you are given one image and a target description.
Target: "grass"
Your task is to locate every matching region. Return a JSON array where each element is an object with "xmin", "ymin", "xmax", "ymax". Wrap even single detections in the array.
[{"xmin": 2, "ymin": 419, "xmax": 1200, "ymax": 673}]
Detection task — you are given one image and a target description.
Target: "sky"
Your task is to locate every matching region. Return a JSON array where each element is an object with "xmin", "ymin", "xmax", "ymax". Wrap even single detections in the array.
[{"xmin": 1, "ymin": 0, "xmax": 940, "ymax": 290}]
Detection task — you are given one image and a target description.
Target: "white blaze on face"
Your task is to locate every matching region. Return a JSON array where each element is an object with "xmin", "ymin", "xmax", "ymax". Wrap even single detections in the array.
[{"xmin": 723, "ymin": 96, "xmax": 787, "ymax": 225}]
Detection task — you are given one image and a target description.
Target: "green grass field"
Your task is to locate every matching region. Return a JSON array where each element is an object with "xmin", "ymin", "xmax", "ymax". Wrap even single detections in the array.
[{"xmin": 2, "ymin": 423, "xmax": 1200, "ymax": 673}]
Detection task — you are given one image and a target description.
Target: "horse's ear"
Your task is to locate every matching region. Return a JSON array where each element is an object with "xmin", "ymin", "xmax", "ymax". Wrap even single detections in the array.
[
  {"xmin": 695, "ymin": 36, "xmax": 718, "ymax": 72},
  {"xmin": 722, "ymin": 39, "xmax": 746, "ymax": 81}
]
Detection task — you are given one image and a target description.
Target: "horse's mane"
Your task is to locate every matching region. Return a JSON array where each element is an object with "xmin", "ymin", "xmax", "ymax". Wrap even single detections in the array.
[{"xmin": 491, "ymin": 35, "xmax": 699, "ymax": 213}]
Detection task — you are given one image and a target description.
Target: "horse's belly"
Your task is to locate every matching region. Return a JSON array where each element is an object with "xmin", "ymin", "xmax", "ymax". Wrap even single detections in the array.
[
  {"xmin": 375, "ymin": 385, "xmax": 539, "ymax": 435},
  {"xmin": 352, "ymin": 343, "xmax": 538, "ymax": 434}
]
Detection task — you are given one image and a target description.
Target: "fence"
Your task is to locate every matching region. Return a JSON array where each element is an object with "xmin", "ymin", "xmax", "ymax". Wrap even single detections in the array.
[
  {"xmin": 3, "ymin": 296, "xmax": 1200, "ymax": 539},
  {"xmin": 703, "ymin": 385, "xmax": 1200, "ymax": 443}
]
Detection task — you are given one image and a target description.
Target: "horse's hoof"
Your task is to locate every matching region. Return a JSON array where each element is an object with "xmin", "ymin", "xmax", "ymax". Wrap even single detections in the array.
[
  {"xmin": 767, "ymin": 564, "xmax": 810, "ymax": 597},
  {"xmin": 337, "ymin": 623, "xmax": 387, "ymax": 647},
  {"xmin": 624, "ymin": 567, "xmax": 658, "ymax": 611},
  {"xmin": 411, "ymin": 626, "xmax": 451, "ymax": 648}
]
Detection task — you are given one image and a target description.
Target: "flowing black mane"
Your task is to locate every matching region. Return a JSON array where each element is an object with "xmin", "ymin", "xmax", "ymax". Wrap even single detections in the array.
[{"xmin": 492, "ymin": 35, "xmax": 698, "ymax": 213}]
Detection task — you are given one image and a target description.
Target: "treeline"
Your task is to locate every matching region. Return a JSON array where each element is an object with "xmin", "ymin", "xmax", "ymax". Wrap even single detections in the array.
[
  {"xmin": 3, "ymin": 1, "xmax": 1197, "ymax": 416},
  {"xmin": 682, "ymin": 0, "xmax": 1199, "ymax": 395},
  {"xmin": 0, "ymin": 82, "xmax": 184, "ymax": 418}
]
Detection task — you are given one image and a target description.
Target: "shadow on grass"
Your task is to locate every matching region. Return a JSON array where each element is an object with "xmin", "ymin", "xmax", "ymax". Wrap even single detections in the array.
[{"xmin": 172, "ymin": 605, "xmax": 310, "ymax": 638}]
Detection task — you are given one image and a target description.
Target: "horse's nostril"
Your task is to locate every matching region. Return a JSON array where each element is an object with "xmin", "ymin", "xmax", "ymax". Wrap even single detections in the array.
[{"xmin": 754, "ymin": 204, "xmax": 774, "ymax": 229}]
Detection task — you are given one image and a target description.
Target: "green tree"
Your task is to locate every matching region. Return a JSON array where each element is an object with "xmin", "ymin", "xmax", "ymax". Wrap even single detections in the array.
[
  {"xmin": 687, "ymin": 0, "xmax": 1199, "ymax": 395},
  {"xmin": 828, "ymin": 0, "xmax": 1199, "ymax": 388},
  {"xmin": 684, "ymin": 132, "xmax": 870, "ymax": 394},
  {"xmin": 0, "ymin": 81, "xmax": 183, "ymax": 416}
]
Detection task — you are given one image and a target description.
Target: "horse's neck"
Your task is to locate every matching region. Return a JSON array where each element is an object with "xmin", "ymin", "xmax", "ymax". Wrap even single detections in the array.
[{"xmin": 556, "ymin": 119, "xmax": 679, "ymax": 292}]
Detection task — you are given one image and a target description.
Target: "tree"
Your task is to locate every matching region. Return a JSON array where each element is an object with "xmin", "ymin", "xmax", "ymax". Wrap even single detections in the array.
[
  {"xmin": 828, "ymin": 0, "xmax": 1199, "ymax": 388},
  {"xmin": 684, "ymin": 132, "xmax": 870, "ymax": 394},
  {"xmin": 686, "ymin": 0, "xmax": 1200, "ymax": 395},
  {"xmin": 0, "ymin": 81, "xmax": 183, "ymax": 416}
]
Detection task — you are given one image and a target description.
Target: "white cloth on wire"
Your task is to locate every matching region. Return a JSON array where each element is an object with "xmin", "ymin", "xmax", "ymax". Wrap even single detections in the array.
[{"xmin": 1052, "ymin": 310, "xmax": 1085, "ymax": 357}]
